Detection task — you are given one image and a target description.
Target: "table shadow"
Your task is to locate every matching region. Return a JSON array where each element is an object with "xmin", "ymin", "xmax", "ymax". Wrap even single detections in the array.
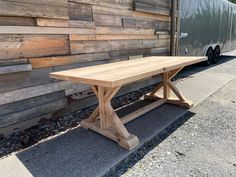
[{"xmin": 16, "ymin": 101, "xmax": 195, "ymax": 177}]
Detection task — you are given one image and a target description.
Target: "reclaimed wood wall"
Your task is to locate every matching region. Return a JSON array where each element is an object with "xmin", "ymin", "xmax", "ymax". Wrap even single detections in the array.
[{"xmin": 0, "ymin": 0, "xmax": 178, "ymax": 133}]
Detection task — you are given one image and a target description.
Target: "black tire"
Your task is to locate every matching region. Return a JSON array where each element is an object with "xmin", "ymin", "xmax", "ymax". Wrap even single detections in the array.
[
  {"xmin": 213, "ymin": 46, "xmax": 220, "ymax": 64},
  {"xmin": 203, "ymin": 48, "xmax": 214, "ymax": 66}
]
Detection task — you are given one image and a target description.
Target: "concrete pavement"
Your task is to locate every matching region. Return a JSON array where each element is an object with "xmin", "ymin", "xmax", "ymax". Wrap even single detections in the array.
[{"xmin": 0, "ymin": 55, "xmax": 236, "ymax": 177}]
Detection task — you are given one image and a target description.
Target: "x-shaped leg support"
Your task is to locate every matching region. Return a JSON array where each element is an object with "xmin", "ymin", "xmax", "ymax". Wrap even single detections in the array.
[
  {"xmin": 81, "ymin": 85, "xmax": 139, "ymax": 150},
  {"xmin": 145, "ymin": 68, "xmax": 193, "ymax": 109},
  {"xmin": 81, "ymin": 67, "xmax": 193, "ymax": 150}
]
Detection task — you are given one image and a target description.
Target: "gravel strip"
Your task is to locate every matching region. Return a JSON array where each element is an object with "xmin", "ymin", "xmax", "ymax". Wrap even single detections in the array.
[
  {"xmin": 0, "ymin": 85, "xmax": 157, "ymax": 158},
  {"xmin": 0, "ymin": 67, "xmax": 193, "ymax": 159}
]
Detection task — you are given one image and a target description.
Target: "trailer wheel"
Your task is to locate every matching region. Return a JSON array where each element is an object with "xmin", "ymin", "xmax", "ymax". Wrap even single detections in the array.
[
  {"xmin": 203, "ymin": 48, "xmax": 214, "ymax": 66},
  {"xmin": 213, "ymin": 46, "xmax": 220, "ymax": 64}
]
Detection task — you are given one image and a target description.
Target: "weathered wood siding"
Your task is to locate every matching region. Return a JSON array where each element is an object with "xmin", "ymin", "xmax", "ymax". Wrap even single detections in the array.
[{"xmin": 0, "ymin": 0, "xmax": 178, "ymax": 133}]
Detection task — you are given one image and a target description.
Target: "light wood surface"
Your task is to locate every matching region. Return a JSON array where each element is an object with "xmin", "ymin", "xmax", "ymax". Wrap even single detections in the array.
[
  {"xmin": 50, "ymin": 56, "xmax": 206, "ymax": 150},
  {"xmin": 50, "ymin": 56, "xmax": 206, "ymax": 87}
]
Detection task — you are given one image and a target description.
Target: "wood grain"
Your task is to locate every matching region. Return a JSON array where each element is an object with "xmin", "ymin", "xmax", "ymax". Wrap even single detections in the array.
[
  {"xmin": 29, "ymin": 53, "xmax": 110, "ymax": 68},
  {"xmin": 0, "ymin": 35, "xmax": 69, "ymax": 60},
  {"xmin": 50, "ymin": 56, "xmax": 206, "ymax": 87},
  {"xmin": 0, "ymin": 0, "xmax": 69, "ymax": 19},
  {"xmin": 0, "ymin": 64, "xmax": 32, "ymax": 75}
]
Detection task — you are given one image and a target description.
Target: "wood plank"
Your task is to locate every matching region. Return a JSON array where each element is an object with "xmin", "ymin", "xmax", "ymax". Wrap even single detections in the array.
[
  {"xmin": 29, "ymin": 52, "xmax": 110, "ymax": 68},
  {"xmin": 0, "ymin": 64, "xmax": 32, "ymax": 75},
  {"xmin": 69, "ymin": 20, "xmax": 95, "ymax": 28},
  {"xmin": 69, "ymin": 0, "xmax": 131, "ymax": 10},
  {"xmin": 71, "ymin": 41, "xmax": 110, "ymax": 54},
  {"xmin": 0, "ymin": 26, "xmax": 95, "ymax": 34},
  {"xmin": 0, "ymin": 81, "xmax": 69, "ymax": 105},
  {"xmin": 134, "ymin": 0, "xmax": 170, "ymax": 9},
  {"xmin": 110, "ymin": 48, "xmax": 153, "ymax": 58},
  {"xmin": 0, "ymin": 60, "xmax": 107, "ymax": 93},
  {"xmin": 145, "ymin": 47, "xmax": 170, "ymax": 56},
  {"xmin": 123, "ymin": 18, "xmax": 154, "ymax": 29},
  {"xmin": 70, "ymin": 34, "xmax": 158, "ymax": 41},
  {"xmin": 109, "ymin": 40, "xmax": 143, "ymax": 51},
  {"xmin": 132, "ymin": 11, "xmax": 170, "ymax": 22},
  {"xmin": 0, "ymin": 91, "xmax": 65, "ymax": 117},
  {"xmin": 5, "ymin": 0, "xmax": 68, "ymax": 7},
  {"xmin": 0, "ymin": 0, "xmax": 69, "ymax": 19},
  {"xmin": 0, "ymin": 16, "xmax": 35, "ymax": 26},
  {"xmin": 0, "ymin": 99, "xmax": 67, "ymax": 128},
  {"xmin": 92, "ymin": 5, "xmax": 132, "ymax": 16},
  {"xmin": 70, "ymin": 39, "xmax": 167, "ymax": 55},
  {"xmin": 123, "ymin": 17, "xmax": 171, "ymax": 31},
  {"xmin": 142, "ymin": 39, "xmax": 170, "ymax": 48},
  {"xmin": 135, "ymin": 2, "xmax": 170, "ymax": 16},
  {"xmin": 154, "ymin": 21, "xmax": 170, "ymax": 31},
  {"xmin": 69, "ymin": 2, "xmax": 93, "ymax": 21},
  {"xmin": 36, "ymin": 18, "xmax": 69, "ymax": 27},
  {"xmin": 121, "ymin": 99, "xmax": 166, "ymax": 124},
  {"xmin": 0, "ymin": 35, "xmax": 69, "ymax": 60},
  {"xmin": 0, "ymin": 58, "xmax": 28, "ymax": 67},
  {"xmin": 0, "ymin": 113, "xmax": 52, "ymax": 136},
  {"xmin": 94, "ymin": 14, "xmax": 122, "ymax": 27},
  {"xmin": 50, "ymin": 57, "xmax": 207, "ymax": 87},
  {"xmin": 95, "ymin": 26, "xmax": 155, "ymax": 35}
]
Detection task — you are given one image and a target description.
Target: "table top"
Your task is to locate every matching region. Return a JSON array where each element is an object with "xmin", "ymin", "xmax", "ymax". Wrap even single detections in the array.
[{"xmin": 50, "ymin": 56, "xmax": 206, "ymax": 87}]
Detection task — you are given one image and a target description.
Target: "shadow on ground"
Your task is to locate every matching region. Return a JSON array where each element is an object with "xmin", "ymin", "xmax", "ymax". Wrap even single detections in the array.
[
  {"xmin": 7, "ymin": 55, "xmax": 235, "ymax": 177},
  {"xmin": 181, "ymin": 55, "xmax": 236, "ymax": 75},
  {"xmin": 16, "ymin": 101, "xmax": 195, "ymax": 177}
]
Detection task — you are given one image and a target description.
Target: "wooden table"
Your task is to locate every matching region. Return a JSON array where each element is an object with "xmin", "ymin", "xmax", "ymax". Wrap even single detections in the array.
[{"xmin": 50, "ymin": 56, "xmax": 206, "ymax": 150}]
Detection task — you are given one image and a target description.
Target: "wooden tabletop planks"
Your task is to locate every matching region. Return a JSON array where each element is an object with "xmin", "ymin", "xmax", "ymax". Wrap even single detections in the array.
[{"xmin": 50, "ymin": 56, "xmax": 207, "ymax": 87}]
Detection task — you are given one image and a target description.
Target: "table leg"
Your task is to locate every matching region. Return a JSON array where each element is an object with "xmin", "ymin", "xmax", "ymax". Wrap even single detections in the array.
[
  {"xmin": 145, "ymin": 68, "xmax": 194, "ymax": 109},
  {"xmin": 81, "ymin": 85, "xmax": 139, "ymax": 150}
]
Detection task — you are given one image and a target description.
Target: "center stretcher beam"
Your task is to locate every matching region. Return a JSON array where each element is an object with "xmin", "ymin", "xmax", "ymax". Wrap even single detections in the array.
[{"xmin": 81, "ymin": 67, "xmax": 193, "ymax": 150}]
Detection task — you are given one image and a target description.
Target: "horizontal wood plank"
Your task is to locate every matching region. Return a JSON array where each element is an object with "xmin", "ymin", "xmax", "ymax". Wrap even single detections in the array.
[
  {"xmin": 0, "ymin": 35, "xmax": 69, "ymax": 60},
  {"xmin": 0, "ymin": 64, "xmax": 32, "ymax": 75},
  {"xmin": 69, "ymin": 20, "xmax": 95, "ymax": 28},
  {"xmin": 0, "ymin": 81, "xmax": 69, "ymax": 105},
  {"xmin": 69, "ymin": 2, "xmax": 93, "ymax": 21},
  {"xmin": 0, "ymin": 60, "xmax": 107, "ymax": 93},
  {"xmin": 132, "ymin": 11, "xmax": 170, "ymax": 22},
  {"xmin": 94, "ymin": 14, "xmax": 122, "ymax": 27},
  {"xmin": 71, "ymin": 41, "xmax": 110, "ymax": 54},
  {"xmin": 69, "ymin": 0, "xmax": 132, "ymax": 10},
  {"xmin": 0, "ymin": 26, "xmax": 95, "ymax": 34},
  {"xmin": 0, "ymin": 16, "xmax": 35, "ymax": 26},
  {"xmin": 0, "ymin": 58, "xmax": 28, "ymax": 67},
  {"xmin": 92, "ymin": 5, "xmax": 132, "ymax": 16},
  {"xmin": 135, "ymin": 2, "xmax": 170, "ymax": 16},
  {"xmin": 70, "ymin": 34, "xmax": 158, "ymax": 41},
  {"xmin": 5, "ymin": 0, "xmax": 68, "ymax": 7},
  {"xmin": 134, "ymin": 0, "xmax": 170, "ymax": 9},
  {"xmin": 95, "ymin": 26, "xmax": 155, "ymax": 35},
  {"xmin": 0, "ymin": 99, "xmax": 67, "ymax": 128},
  {"xmin": 29, "ymin": 53, "xmax": 110, "ymax": 68},
  {"xmin": 36, "ymin": 18, "xmax": 69, "ymax": 27},
  {"xmin": 0, "ymin": 91, "xmax": 65, "ymax": 117},
  {"xmin": 0, "ymin": 0, "xmax": 69, "ymax": 19}
]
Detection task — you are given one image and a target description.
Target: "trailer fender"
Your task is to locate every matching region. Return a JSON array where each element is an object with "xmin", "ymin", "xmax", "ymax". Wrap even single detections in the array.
[{"xmin": 203, "ymin": 44, "xmax": 219, "ymax": 56}]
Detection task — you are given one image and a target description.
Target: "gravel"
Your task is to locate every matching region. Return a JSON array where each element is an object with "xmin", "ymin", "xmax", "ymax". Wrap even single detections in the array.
[
  {"xmin": 0, "ymin": 66, "xmax": 195, "ymax": 159},
  {"xmin": 0, "ymin": 85, "xmax": 157, "ymax": 159},
  {"xmin": 104, "ymin": 78, "xmax": 236, "ymax": 177}
]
